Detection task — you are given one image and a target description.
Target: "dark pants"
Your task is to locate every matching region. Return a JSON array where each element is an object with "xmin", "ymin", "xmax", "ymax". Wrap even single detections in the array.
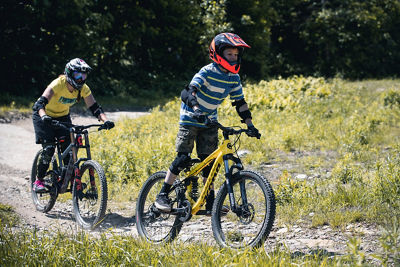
[{"xmin": 32, "ymin": 112, "xmax": 72, "ymax": 179}]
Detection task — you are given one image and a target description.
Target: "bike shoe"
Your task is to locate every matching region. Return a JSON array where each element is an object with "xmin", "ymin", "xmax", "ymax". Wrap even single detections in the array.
[
  {"xmin": 33, "ymin": 179, "xmax": 46, "ymax": 193},
  {"xmin": 206, "ymin": 205, "xmax": 230, "ymax": 217},
  {"xmin": 155, "ymin": 193, "xmax": 171, "ymax": 212}
]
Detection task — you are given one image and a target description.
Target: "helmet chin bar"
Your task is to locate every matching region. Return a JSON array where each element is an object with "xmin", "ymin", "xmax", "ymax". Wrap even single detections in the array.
[
  {"xmin": 66, "ymin": 77, "xmax": 84, "ymax": 91},
  {"xmin": 216, "ymin": 53, "xmax": 241, "ymax": 74}
]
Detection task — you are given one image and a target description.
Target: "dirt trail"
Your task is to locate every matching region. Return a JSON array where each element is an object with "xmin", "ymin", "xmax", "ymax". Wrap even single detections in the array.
[
  {"xmin": 0, "ymin": 112, "xmax": 382, "ymax": 258},
  {"xmin": 0, "ymin": 112, "xmax": 146, "ymax": 234}
]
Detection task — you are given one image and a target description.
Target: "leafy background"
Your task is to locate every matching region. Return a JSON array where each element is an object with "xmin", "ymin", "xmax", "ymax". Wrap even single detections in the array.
[
  {"xmin": 1, "ymin": 0, "xmax": 400, "ymax": 102},
  {"xmin": 1, "ymin": 1, "xmax": 400, "ymax": 265}
]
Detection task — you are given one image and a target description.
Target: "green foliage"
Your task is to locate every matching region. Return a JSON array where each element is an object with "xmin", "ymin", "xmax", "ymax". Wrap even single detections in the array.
[
  {"xmin": 226, "ymin": 0, "xmax": 275, "ymax": 80},
  {"xmin": 0, "ymin": 101, "xmax": 31, "ymax": 120},
  {"xmin": 3, "ymin": 1, "xmax": 400, "ymax": 100},
  {"xmin": 92, "ymin": 77, "xmax": 400, "ymax": 221},
  {"xmin": 383, "ymin": 88, "xmax": 400, "ymax": 107},
  {"xmin": 2, "ymin": 77, "xmax": 400, "ymax": 265},
  {"xmin": 0, "ymin": 224, "xmax": 374, "ymax": 266},
  {"xmin": 0, "ymin": 204, "xmax": 19, "ymax": 227},
  {"xmin": 376, "ymin": 218, "xmax": 400, "ymax": 266},
  {"xmin": 269, "ymin": 0, "xmax": 400, "ymax": 78},
  {"xmin": 90, "ymin": 101, "xmax": 180, "ymax": 199}
]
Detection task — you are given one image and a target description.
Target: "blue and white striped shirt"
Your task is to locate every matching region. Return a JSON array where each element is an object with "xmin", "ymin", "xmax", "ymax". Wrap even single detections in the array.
[{"xmin": 179, "ymin": 63, "xmax": 244, "ymax": 127}]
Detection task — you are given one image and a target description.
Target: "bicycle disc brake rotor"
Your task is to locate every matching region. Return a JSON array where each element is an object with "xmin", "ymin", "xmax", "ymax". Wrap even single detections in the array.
[
  {"xmin": 86, "ymin": 186, "xmax": 98, "ymax": 205},
  {"xmin": 239, "ymin": 203, "xmax": 255, "ymax": 225},
  {"xmin": 142, "ymin": 204, "xmax": 164, "ymax": 226}
]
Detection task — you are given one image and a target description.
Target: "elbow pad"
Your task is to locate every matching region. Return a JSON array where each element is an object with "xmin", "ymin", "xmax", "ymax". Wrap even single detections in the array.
[
  {"xmin": 232, "ymin": 99, "xmax": 252, "ymax": 123},
  {"xmin": 32, "ymin": 96, "xmax": 49, "ymax": 112},
  {"xmin": 181, "ymin": 85, "xmax": 199, "ymax": 108},
  {"xmin": 89, "ymin": 102, "xmax": 104, "ymax": 118}
]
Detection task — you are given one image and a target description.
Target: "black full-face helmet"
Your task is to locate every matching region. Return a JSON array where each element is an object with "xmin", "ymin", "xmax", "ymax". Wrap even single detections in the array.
[
  {"xmin": 209, "ymin": 33, "xmax": 250, "ymax": 74},
  {"xmin": 64, "ymin": 58, "xmax": 92, "ymax": 90}
]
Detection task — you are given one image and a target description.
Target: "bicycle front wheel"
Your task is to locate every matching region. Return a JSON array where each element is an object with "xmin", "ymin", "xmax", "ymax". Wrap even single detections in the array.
[
  {"xmin": 212, "ymin": 170, "xmax": 276, "ymax": 248},
  {"xmin": 30, "ymin": 149, "xmax": 58, "ymax": 213},
  {"xmin": 136, "ymin": 171, "xmax": 183, "ymax": 243},
  {"xmin": 73, "ymin": 160, "xmax": 108, "ymax": 230}
]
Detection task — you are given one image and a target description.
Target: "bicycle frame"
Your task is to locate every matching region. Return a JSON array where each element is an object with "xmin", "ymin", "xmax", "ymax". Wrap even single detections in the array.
[
  {"xmin": 54, "ymin": 128, "xmax": 93, "ymax": 193},
  {"xmin": 182, "ymin": 135, "xmax": 244, "ymax": 215}
]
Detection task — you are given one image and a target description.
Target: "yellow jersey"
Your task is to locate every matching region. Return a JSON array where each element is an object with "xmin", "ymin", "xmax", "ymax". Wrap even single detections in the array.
[{"xmin": 45, "ymin": 75, "xmax": 91, "ymax": 117}]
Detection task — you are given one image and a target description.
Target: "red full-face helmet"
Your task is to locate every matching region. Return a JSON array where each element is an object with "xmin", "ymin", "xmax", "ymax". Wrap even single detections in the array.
[{"xmin": 209, "ymin": 33, "xmax": 250, "ymax": 74}]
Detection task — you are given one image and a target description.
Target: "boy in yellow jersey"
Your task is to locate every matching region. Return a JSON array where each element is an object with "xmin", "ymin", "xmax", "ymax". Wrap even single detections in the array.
[{"xmin": 32, "ymin": 58, "xmax": 114, "ymax": 192}]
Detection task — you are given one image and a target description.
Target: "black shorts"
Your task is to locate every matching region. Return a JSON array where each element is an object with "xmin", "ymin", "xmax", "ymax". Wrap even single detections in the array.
[{"xmin": 32, "ymin": 112, "xmax": 72, "ymax": 144}]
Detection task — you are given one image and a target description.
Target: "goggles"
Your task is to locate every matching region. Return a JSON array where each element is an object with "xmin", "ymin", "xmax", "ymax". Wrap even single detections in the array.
[{"xmin": 73, "ymin": 71, "xmax": 87, "ymax": 81}]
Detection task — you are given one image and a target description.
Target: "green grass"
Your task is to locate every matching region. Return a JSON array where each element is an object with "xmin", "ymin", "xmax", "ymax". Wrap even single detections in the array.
[
  {"xmin": 90, "ymin": 77, "xmax": 400, "ymax": 227},
  {"xmin": 2, "ymin": 77, "xmax": 400, "ymax": 265},
  {"xmin": 0, "ymin": 204, "xmax": 19, "ymax": 227},
  {"xmin": 0, "ymin": 224, "xmax": 378, "ymax": 266},
  {"xmin": 0, "ymin": 101, "xmax": 32, "ymax": 120}
]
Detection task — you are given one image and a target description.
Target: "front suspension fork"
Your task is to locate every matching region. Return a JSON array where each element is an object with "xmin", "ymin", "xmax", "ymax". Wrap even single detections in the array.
[{"xmin": 223, "ymin": 155, "xmax": 246, "ymax": 215}]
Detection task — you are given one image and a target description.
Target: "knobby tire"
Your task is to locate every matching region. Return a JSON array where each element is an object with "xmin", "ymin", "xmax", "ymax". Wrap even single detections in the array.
[
  {"xmin": 212, "ymin": 170, "xmax": 276, "ymax": 248},
  {"xmin": 73, "ymin": 160, "xmax": 108, "ymax": 230},
  {"xmin": 30, "ymin": 149, "xmax": 57, "ymax": 213}
]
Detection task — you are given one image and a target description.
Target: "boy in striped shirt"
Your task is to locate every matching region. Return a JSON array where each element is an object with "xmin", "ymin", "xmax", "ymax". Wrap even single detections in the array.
[{"xmin": 155, "ymin": 33, "xmax": 260, "ymax": 213}]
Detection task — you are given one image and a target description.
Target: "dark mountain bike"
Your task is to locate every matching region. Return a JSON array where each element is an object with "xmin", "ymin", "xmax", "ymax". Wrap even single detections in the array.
[
  {"xmin": 30, "ymin": 121, "xmax": 110, "ymax": 229},
  {"xmin": 136, "ymin": 120, "xmax": 276, "ymax": 248}
]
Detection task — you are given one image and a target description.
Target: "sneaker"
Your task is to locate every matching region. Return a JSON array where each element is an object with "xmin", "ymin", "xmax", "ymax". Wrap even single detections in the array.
[
  {"xmin": 155, "ymin": 193, "xmax": 171, "ymax": 212},
  {"xmin": 33, "ymin": 179, "xmax": 46, "ymax": 193},
  {"xmin": 206, "ymin": 205, "xmax": 230, "ymax": 217}
]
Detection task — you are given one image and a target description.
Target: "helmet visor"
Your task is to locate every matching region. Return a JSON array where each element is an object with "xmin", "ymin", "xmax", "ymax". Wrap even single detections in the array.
[{"xmin": 72, "ymin": 71, "xmax": 87, "ymax": 83}]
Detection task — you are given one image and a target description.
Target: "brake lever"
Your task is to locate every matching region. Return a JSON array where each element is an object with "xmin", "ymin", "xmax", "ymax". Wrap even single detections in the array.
[{"xmin": 98, "ymin": 124, "xmax": 106, "ymax": 131}]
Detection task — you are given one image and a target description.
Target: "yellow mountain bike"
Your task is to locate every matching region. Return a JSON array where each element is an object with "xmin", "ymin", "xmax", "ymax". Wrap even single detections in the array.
[{"xmin": 136, "ymin": 121, "xmax": 276, "ymax": 249}]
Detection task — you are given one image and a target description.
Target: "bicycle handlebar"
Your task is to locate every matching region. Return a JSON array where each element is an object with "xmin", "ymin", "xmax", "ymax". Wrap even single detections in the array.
[
  {"xmin": 51, "ymin": 120, "xmax": 107, "ymax": 133},
  {"xmin": 206, "ymin": 119, "xmax": 261, "ymax": 139}
]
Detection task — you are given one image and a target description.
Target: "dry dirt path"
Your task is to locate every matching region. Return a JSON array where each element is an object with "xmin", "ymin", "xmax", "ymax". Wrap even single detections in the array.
[
  {"xmin": 0, "ymin": 112, "xmax": 382, "ymax": 260},
  {"xmin": 0, "ymin": 112, "xmax": 146, "ymax": 235}
]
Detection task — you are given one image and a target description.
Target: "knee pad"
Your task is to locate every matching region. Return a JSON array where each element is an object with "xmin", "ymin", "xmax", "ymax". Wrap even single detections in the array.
[
  {"xmin": 169, "ymin": 152, "xmax": 191, "ymax": 175},
  {"xmin": 41, "ymin": 144, "xmax": 55, "ymax": 164}
]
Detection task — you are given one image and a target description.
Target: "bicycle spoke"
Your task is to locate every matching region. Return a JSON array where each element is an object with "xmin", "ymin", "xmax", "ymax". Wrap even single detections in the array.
[
  {"xmin": 31, "ymin": 150, "xmax": 58, "ymax": 213},
  {"xmin": 136, "ymin": 171, "xmax": 183, "ymax": 243}
]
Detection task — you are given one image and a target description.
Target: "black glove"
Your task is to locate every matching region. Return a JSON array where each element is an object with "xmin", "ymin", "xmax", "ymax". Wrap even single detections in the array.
[
  {"xmin": 193, "ymin": 109, "xmax": 206, "ymax": 123},
  {"xmin": 41, "ymin": 115, "xmax": 52, "ymax": 126},
  {"xmin": 247, "ymin": 125, "xmax": 261, "ymax": 139},
  {"xmin": 103, "ymin": 120, "xmax": 115, "ymax": 130}
]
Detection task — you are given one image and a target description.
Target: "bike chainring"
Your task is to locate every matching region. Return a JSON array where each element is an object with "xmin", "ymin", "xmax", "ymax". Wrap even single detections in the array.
[
  {"xmin": 41, "ymin": 172, "xmax": 58, "ymax": 196},
  {"xmin": 178, "ymin": 200, "xmax": 192, "ymax": 222}
]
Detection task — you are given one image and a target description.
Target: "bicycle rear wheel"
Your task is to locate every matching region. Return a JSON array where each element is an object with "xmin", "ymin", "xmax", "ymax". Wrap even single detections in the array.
[
  {"xmin": 73, "ymin": 160, "xmax": 108, "ymax": 229},
  {"xmin": 30, "ymin": 149, "xmax": 58, "ymax": 212},
  {"xmin": 136, "ymin": 171, "xmax": 183, "ymax": 243},
  {"xmin": 212, "ymin": 170, "xmax": 276, "ymax": 248}
]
